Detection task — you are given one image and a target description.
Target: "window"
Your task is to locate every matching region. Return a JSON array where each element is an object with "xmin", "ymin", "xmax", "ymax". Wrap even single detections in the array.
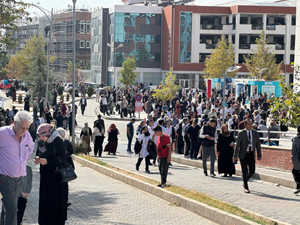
[
  {"xmin": 86, "ymin": 41, "xmax": 91, "ymax": 48},
  {"xmin": 80, "ymin": 21, "xmax": 86, "ymax": 34},
  {"xmin": 80, "ymin": 41, "xmax": 85, "ymax": 48},
  {"xmin": 86, "ymin": 22, "xmax": 91, "ymax": 34}
]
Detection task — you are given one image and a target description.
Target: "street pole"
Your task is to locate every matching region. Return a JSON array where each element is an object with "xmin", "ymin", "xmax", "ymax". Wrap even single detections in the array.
[
  {"xmin": 222, "ymin": 71, "xmax": 227, "ymax": 125},
  {"xmin": 259, "ymin": 71, "xmax": 262, "ymax": 80},
  {"xmin": 72, "ymin": 0, "xmax": 77, "ymax": 145},
  {"xmin": 45, "ymin": 8, "xmax": 53, "ymax": 108}
]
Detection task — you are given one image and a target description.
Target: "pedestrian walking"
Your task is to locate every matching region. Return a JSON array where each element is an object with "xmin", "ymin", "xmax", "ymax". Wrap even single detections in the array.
[
  {"xmin": 136, "ymin": 126, "xmax": 152, "ymax": 173},
  {"xmin": 291, "ymin": 125, "xmax": 300, "ymax": 194},
  {"xmin": 33, "ymin": 97, "xmax": 38, "ymax": 118},
  {"xmin": 217, "ymin": 124, "xmax": 235, "ymax": 177},
  {"xmin": 127, "ymin": 118, "xmax": 136, "ymax": 153},
  {"xmin": 17, "ymin": 164, "xmax": 33, "ymax": 225},
  {"xmin": 104, "ymin": 123, "xmax": 119, "ymax": 155},
  {"xmin": 79, "ymin": 95, "xmax": 87, "ymax": 116},
  {"xmin": 95, "ymin": 86, "xmax": 100, "ymax": 102},
  {"xmin": 234, "ymin": 119, "xmax": 262, "ymax": 193},
  {"xmin": 24, "ymin": 94, "xmax": 30, "ymax": 112},
  {"xmin": 92, "ymin": 121, "xmax": 105, "ymax": 157},
  {"xmin": 0, "ymin": 111, "xmax": 34, "ymax": 225},
  {"xmin": 153, "ymin": 125, "xmax": 171, "ymax": 188},
  {"xmin": 34, "ymin": 124, "xmax": 68, "ymax": 225},
  {"xmin": 199, "ymin": 118, "xmax": 217, "ymax": 177},
  {"xmin": 80, "ymin": 123, "xmax": 92, "ymax": 155}
]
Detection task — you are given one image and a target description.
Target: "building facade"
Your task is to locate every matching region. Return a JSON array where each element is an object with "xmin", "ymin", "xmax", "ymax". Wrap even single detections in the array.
[{"xmin": 162, "ymin": 3, "xmax": 296, "ymax": 88}]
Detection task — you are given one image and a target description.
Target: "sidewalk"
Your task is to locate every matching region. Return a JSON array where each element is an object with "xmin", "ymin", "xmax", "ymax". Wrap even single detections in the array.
[{"xmin": 94, "ymin": 144, "xmax": 299, "ymax": 225}]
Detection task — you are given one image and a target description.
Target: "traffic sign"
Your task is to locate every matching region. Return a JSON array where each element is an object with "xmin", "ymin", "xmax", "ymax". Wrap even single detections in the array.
[
  {"xmin": 135, "ymin": 101, "xmax": 143, "ymax": 112},
  {"xmin": 135, "ymin": 94, "xmax": 142, "ymax": 102}
]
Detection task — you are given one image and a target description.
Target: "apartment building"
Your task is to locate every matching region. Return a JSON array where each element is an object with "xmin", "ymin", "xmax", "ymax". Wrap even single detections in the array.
[{"xmin": 162, "ymin": 2, "xmax": 296, "ymax": 87}]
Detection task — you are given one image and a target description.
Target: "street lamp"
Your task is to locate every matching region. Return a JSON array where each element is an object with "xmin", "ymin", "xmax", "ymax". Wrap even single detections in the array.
[
  {"xmin": 255, "ymin": 68, "xmax": 268, "ymax": 80},
  {"xmin": 72, "ymin": 0, "xmax": 77, "ymax": 145},
  {"xmin": 222, "ymin": 66, "xmax": 241, "ymax": 125},
  {"xmin": 107, "ymin": 43, "xmax": 123, "ymax": 67}
]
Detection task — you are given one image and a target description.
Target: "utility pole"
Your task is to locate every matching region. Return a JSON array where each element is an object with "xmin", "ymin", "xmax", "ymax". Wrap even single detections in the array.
[{"xmin": 72, "ymin": 0, "xmax": 77, "ymax": 145}]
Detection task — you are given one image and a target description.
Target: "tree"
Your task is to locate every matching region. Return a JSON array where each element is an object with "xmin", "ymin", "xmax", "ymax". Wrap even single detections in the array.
[
  {"xmin": 244, "ymin": 31, "xmax": 282, "ymax": 80},
  {"xmin": 271, "ymin": 65, "xmax": 300, "ymax": 128},
  {"xmin": 114, "ymin": 52, "xmax": 124, "ymax": 67},
  {"xmin": 65, "ymin": 61, "xmax": 86, "ymax": 83},
  {"xmin": 204, "ymin": 35, "xmax": 236, "ymax": 78},
  {"xmin": 3, "ymin": 35, "xmax": 56, "ymax": 79},
  {"xmin": 119, "ymin": 57, "xmax": 137, "ymax": 86},
  {"xmin": 0, "ymin": 0, "xmax": 31, "ymax": 56},
  {"xmin": 136, "ymin": 44, "xmax": 151, "ymax": 67},
  {"xmin": 23, "ymin": 35, "xmax": 53, "ymax": 101},
  {"xmin": 153, "ymin": 68, "xmax": 179, "ymax": 102},
  {"xmin": 0, "ymin": 54, "xmax": 10, "ymax": 68}
]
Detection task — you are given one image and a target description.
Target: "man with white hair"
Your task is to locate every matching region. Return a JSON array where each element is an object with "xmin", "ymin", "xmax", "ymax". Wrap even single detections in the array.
[{"xmin": 0, "ymin": 110, "xmax": 34, "ymax": 225}]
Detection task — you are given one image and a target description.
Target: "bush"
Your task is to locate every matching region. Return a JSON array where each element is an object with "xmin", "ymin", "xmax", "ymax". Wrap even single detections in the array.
[
  {"xmin": 18, "ymin": 94, "xmax": 22, "ymax": 104},
  {"xmin": 60, "ymin": 95, "xmax": 64, "ymax": 101},
  {"xmin": 57, "ymin": 85, "xmax": 64, "ymax": 95},
  {"xmin": 87, "ymin": 86, "xmax": 94, "ymax": 97},
  {"xmin": 68, "ymin": 88, "xmax": 73, "ymax": 96},
  {"xmin": 66, "ymin": 94, "xmax": 70, "ymax": 101},
  {"xmin": 72, "ymin": 141, "xmax": 88, "ymax": 154}
]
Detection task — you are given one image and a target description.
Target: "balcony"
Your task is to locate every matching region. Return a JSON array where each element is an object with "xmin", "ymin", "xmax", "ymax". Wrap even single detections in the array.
[
  {"xmin": 239, "ymin": 44, "xmax": 251, "ymax": 49},
  {"xmin": 266, "ymin": 24, "xmax": 286, "ymax": 33},
  {"xmin": 252, "ymin": 24, "xmax": 263, "ymax": 30},
  {"xmin": 201, "ymin": 24, "xmax": 223, "ymax": 30}
]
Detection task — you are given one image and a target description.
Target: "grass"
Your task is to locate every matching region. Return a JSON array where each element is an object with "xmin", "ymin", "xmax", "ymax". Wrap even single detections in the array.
[{"xmin": 77, "ymin": 154, "xmax": 279, "ymax": 225}]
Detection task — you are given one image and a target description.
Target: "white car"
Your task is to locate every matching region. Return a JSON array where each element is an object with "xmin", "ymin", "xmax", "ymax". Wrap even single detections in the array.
[{"xmin": 64, "ymin": 83, "xmax": 73, "ymax": 92}]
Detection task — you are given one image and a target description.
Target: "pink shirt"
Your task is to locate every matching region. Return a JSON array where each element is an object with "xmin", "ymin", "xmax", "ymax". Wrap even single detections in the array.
[{"xmin": 0, "ymin": 125, "xmax": 34, "ymax": 177}]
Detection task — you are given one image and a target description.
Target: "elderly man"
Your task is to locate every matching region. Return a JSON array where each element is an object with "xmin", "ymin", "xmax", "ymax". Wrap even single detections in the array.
[{"xmin": 0, "ymin": 111, "xmax": 34, "ymax": 225}]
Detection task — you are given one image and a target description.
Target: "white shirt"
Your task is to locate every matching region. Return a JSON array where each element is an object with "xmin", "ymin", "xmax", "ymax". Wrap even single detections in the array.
[
  {"xmin": 229, "ymin": 107, "xmax": 234, "ymax": 115},
  {"xmin": 81, "ymin": 98, "xmax": 85, "ymax": 105},
  {"xmin": 96, "ymin": 88, "xmax": 100, "ymax": 95},
  {"xmin": 196, "ymin": 106, "xmax": 202, "ymax": 115},
  {"xmin": 228, "ymin": 118, "xmax": 233, "ymax": 128},
  {"xmin": 162, "ymin": 126, "xmax": 172, "ymax": 142},
  {"xmin": 102, "ymin": 97, "xmax": 107, "ymax": 105},
  {"xmin": 40, "ymin": 117, "xmax": 45, "ymax": 124},
  {"xmin": 137, "ymin": 134, "xmax": 150, "ymax": 158},
  {"xmin": 246, "ymin": 130, "xmax": 253, "ymax": 151}
]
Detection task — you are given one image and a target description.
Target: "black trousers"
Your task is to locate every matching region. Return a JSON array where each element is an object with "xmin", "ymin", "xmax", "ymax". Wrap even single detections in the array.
[
  {"xmin": 81, "ymin": 105, "xmax": 86, "ymax": 115},
  {"xmin": 177, "ymin": 136, "xmax": 184, "ymax": 154},
  {"xmin": 136, "ymin": 155, "xmax": 151, "ymax": 171},
  {"xmin": 240, "ymin": 153, "xmax": 255, "ymax": 190},
  {"xmin": 184, "ymin": 135, "xmax": 190, "ymax": 156},
  {"xmin": 17, "ymin": 197, "xmax": 27, "ymax": 225},
  {"xmin": 102, "ymin": 105, "xmax": 108, "ymax": 115},
  {"xmin": 94, "ymin": 136, "xmax": 104, "ymax": 156},
  {"xmin": 292, "ymin": 169, "xmax": 300, "ymax": 190},
  {"xmin": 158, "ymin": 157, "xmax": 169, "ymax": 185}
]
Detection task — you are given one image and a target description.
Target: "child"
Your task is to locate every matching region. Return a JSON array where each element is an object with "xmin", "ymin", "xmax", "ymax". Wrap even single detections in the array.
[{"xmin": 153, "ymin": 125, "xmax": 171, "ymax": 188}]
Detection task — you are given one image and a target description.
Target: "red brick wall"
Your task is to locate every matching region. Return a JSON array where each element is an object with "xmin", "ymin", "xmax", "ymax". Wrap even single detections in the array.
[{"xmin": 256, "ymin": 146, "xmax": 292, "ymax": 171}]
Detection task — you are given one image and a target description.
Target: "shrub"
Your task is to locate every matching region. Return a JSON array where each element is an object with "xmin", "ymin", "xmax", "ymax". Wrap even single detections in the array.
[
  {"xmin": 68, "ymin": 88, "xmax": 73, "ymax": 96},
  {"xmin": 57, "ymin": 85, "xmax": 64, "ymax": 95},
  {"xmin": 72, "ymin": 141, "xmax": 88, "ymax": 154},
  {"xmin": 18, "ymin": 94, "xmax": 23, "ymax": 104},
  {"xmin": 66, "ymin": 94, "xmax": 70, "ymax": 101},
  {"xmin": 60, "ymin": 95, "xmax": 64, "ymax": 101},
  {"xmin": 87, "ymin": 86, "xmax": 94, "ymax": 97}
]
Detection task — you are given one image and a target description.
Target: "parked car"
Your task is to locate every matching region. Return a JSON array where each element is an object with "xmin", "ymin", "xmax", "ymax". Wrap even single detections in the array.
[{"xmin": 64, "ymin": 83, "xmax": 73, "ymax": 92}]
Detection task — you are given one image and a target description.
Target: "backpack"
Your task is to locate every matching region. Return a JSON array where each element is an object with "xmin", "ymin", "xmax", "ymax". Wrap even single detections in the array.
[{"xmin": 134, "ymin": 138, "xmax": 143, "ymax": 154}]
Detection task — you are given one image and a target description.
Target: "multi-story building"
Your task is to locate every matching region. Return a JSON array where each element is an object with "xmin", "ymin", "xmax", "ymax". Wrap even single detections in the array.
[
  {"xmin": 91, "ymin": 5, "xmax": 163, "ymax": 86},
  {"xmin": 50, "ymin": 9, "xmax": 91, "ymax": 75},
  {"xmin": 162, "ymin": 1, "xmax": 296, "ymax": 88}
]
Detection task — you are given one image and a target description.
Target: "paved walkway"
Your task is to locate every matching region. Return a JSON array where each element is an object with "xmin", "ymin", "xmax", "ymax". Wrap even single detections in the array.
[
  {"xmin": 0, "ymin": 154, "xmax": 216, "ymax": 225},
  {"xmin": 94, "ymin": 144, "xmax": 299, "ymax": 225}
]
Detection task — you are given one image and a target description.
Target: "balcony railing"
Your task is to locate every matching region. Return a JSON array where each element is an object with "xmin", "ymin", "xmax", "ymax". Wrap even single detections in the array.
[
  {"xmin": 252, "ymin": 24, "xmax": 263, "ymax": 30},
  {"xmin": 201, "ymin": 24, "xmax": 223, "ymax": 30},
  {"xmin": 205, "ymin": 43, "xmax": 217, "ymax": 49},
  {"xmin": 239, "ymin": 44, "xmax": 251, "ymax": 49}
]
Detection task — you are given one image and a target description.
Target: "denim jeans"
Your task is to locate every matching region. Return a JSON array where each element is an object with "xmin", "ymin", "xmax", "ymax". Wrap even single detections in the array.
[{"xmin": 127, "ymin": 135, "xmax": 133, "ymax": 151}]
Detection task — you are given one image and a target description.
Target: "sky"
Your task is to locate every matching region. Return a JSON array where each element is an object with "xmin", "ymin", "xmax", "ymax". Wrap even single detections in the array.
[{"xmin": 25, "ymin": 0, "xmax": 265, "ymax": 16}]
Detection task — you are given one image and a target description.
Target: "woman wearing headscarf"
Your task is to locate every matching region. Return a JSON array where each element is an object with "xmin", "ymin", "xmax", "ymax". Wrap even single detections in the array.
[
  {"xmin": 92, "ymin": 121, "xmax": 105, "ymax": 157},
  {"xmin": 104, "ymin": 123, "xmax": 119, "ymax": 155},
  {"xmin": 80, "ymin": 123, "xmax": 92, "ymax": 155},
  {"xmin": 34, "ymin": 124, "xmax": 68, "ymax": 225},
  {"xmin": 217, "ymin": 124, "xmax": 236, "ymax": 177},
  {"xmin": 136, "ymin": 121, "xmax": 145, "ymax": 135},
  {"xmin": 136, "ymin": 126, "xmax": 151, "ymax": 173}
]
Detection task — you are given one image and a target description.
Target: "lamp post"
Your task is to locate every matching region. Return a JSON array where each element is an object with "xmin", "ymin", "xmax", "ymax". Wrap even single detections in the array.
[
  {"xmin": 107, "ymin": 43, "xmax": 123, "ymax": 67},
  {"xmin": 72, "ymin": 0, "xmax": 77, "ymax": 145},
  {"xmin": 222, "ymin": 66, "xmax": 241, "ymax": 125},
  {"xmin": 255, "ymin": 68, "xmax": 268, "ymax": 80}
]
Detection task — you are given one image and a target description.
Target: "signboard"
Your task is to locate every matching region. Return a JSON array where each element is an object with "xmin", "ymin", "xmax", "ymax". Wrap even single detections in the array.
[
  {"xmin": 135, "ymin": 94, "xmax": 142, "ymax": 102},
  {"xmin": 135, "ymin": 102, "xmax": 143, "ymax": 112}
]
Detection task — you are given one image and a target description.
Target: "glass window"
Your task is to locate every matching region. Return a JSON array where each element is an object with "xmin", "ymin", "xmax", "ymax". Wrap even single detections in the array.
[
  {"xmin": 80, "ymin": 41, "xmax": 85, "ymax": 48},
  {"xmin": 86, "ymin": 41, "xmax": 91, "ymax": 48},
  {"xmin": 86, "ymin": 22, "xmax": 91, "ymax": 34},
  {"xmin": 80, "ymin": 21, "xmax": 85, "ymax": 34},
  {"xmin": 179, "ymin": 12, "xmax": 192, "ymax": 63}
]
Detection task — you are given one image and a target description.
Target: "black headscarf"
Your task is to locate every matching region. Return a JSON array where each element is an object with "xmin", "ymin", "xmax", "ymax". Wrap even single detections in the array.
[{"xmin": 297, "ymin": 125, "xmax": 300, "ymax": 136}]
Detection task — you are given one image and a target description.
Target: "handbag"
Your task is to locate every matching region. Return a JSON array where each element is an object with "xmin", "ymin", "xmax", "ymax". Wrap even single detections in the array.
[
  {"xmin": 134, "ymin": 138, "xmax": 143, "ymax": 154},
  {"xmin": 53, "ymin": 143, "xmax": 77, "ymax": 183},
  {"xmin": 57, "ymin": 157, "xmax": 77, "ymax": 183}
]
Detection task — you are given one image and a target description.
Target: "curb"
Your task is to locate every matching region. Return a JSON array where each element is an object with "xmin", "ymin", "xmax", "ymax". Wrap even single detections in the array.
[
  {"xmin": 171, "ymin": 156, "xmax": 296, "ymax": 189},
  {"xmin": 72, "ymin": 155, "xmax": 288, "ymax": 225}
]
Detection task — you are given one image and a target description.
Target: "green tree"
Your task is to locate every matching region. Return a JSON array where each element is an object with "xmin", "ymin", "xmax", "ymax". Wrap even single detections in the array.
[
  {"xmin": 0, "ymin": 0, "xmax": 31, "ymax": 56},
  {"xmin": 24, "ymin": 36, "xmax": 52, "ymax": 101},
  {"xmin": 271, "ymin": 65, "xmax": 300, "ymax": 128},
  {"xmin": 114, "ymin": 52, "xmax": 124, "ymax": 67},
  {"xmin": 204, "ymin": 35, "xmax": 236, "ymax": 78},
  {"xmin": 119, "ymin": 57, "xmax": 137, "ymax": 86},
  {"xmin": 244, "ymin": 31, "xmax": 282, "ymax": 80},
  {"xmin": 136, "ymin": 44, "xmax": 151, "ymax": 67},
  {"xmin": 153, "ymin": 68, "xmax": 179, "ymax": 102}
]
